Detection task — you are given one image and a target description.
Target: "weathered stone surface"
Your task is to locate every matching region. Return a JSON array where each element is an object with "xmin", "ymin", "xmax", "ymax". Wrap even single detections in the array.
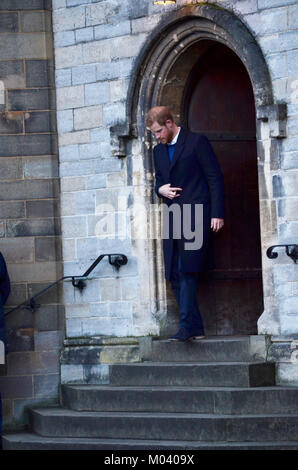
[
  {"xmin": 0, "ymin": 0, "xmax": 47, "ymax": 9},
  {"xmin": 0, "ymin": 376, "xmax": 33, "ymax": 399},
  {"xmin": 54, "ymin": 30, "xmax": 75, "ymax": 47},
  {"xmin": 73, "ymin": 105, "xmax": 103, "ymax": 130},
  {"xmin": 26, "ymin": 60, "xmax": 53, "ymax": 88},
  {"xmin": 56, "ymin": 85, "xmax": 84, "ymax": 110},
  {"xmin": 0, "ymin": 60, "xmax": 24, "ymax": 88},
  {"xmin": 0, "ymin": 158, "xmax": 23, "ymax": 180},
  {"xmin": 55, "ymin": 68, "xmax": 72, "ymax": 88},
  {"xmin": 55, "ymin": 44, "xmax": 83, "ymax": 69},
  {"xmin": 72, "ymin": 64, "xmax": 96, "ymax": 85},
  {"xmin": 0, "ymin": 238, "xmax": 34, "ymax": 263},
  {"xmin": 0, "ymin": 201, "xmax": 25, "ymax": 220},
  {"xmin": 60, "ymin": 363, "xmax": 109, "ymax": 384},
  {"xmin": 35, "ymin": 237, "xmax": 62, "ymax": 262},
  {"xmin": 34, "ymin": 374, "xmax": 60, "ymax": 398},
  {"xmin": 53, "ymin": 5, "xmax": 85, "ymax": 33},
  {"xmin": 25, "ymin": 111, "xmax": 57, "ymax": 133},
  {"xmin": 84, "ymin": 82, "xmax": 109, "ymax": 106},
  {"xmin": 8, "ymin": 89, "xmax": 51, "ymax": 111},
  {"xmin": 0, "ymin": 12, "xmax": 18, "ymax": 33},
  {"xmin": 0, "ymin": 179, "xmax": 59, "ymax": 201},
  {"xmin": 7, "ymin": 261, "xmax": 63, "ymax": 283},
  {"xmin": 24, "ymin": 156, "xmax": 59, "ymax": 179},
  {"xmin": 75, "ymin": 27, "xmax": 94, "ymax": 43},
  {"xmin": 6, "ymin": 219, "xmax": 60, "ymax": 237},
  {"xmin": 0, "ymin": 33, "xmax": 52, "ymax": 60}
]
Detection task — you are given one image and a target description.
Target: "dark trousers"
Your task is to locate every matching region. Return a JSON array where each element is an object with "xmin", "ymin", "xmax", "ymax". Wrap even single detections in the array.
[{"xmin": 169, "ymin": 241, "xmax": 204, "ymax": 335}]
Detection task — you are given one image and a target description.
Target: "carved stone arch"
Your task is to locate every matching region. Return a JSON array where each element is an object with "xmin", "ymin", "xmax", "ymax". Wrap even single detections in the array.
[{"xmin": 115, "ymin": 4, "xmax": 286, "ymax": 336}]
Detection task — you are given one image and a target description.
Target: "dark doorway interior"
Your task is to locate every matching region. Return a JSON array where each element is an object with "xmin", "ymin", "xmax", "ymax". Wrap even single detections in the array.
[{"xmin": 184, "ymin": 43, "xmax": 263, "ymax": 335}]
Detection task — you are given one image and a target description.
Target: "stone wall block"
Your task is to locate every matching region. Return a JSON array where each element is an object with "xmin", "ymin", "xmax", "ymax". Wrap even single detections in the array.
[
  {"xmin": 8, "ymin": 89, "xmax": 50, "ymax": 112},
  {"xmin": 278, "ymin": 198, "xmax": 298, "ymax": 220},
  {"xmin": 54, "ymin": 30, "xmax": 75, "ymax": 47},
  {"xmin": 59, "ymin": 130, "xmax": 90, "ymax": 147},
  {"xmin": 7, "ymin": 262, "xmax": 63, "ymax": 283},
  {"xmin": 96, "ymin": 58, "xmax": 133, "ymax": 81},
  {"xmin": 72, "ymin": 64, "xmax": 96, "ymax": 85},
  {"xmin": 26, "ymin": 193, "xmax": 58, "ymax": 216},
  {"xmin": 0, "ymin": 61, "xmax": 24, "ymax": 88},
  {"xmin": 84, "ymin": 82, "xmax": 110, "ymax": 106},
  {"xmin": 258, "ymin": 0, "xmax": 298, "ymax": 9},
  {"xmin": 35, "ymin": 237, "xmax": 62, "ymax": 262},
  {"xmin": 0, "ymin": 33, "xmax": 52, "ymax": 60},
  {"xmin": 0, "ymin": 135, "xmax": 56, "ymax": 158},
  {"xmin": 0, "ymin": 202, "xmax": 25, "ymax": 220},
  {"xmin": 55, "ymin": 44, "xmax": 83, "ymax": 69},
  {"xmin": 34, "ymin": 331, "xmax": 63, "ymax": 351},
  {"xmin": 33, "ymin": 374, "xmax": 60, "ymax": 398},
  {"xmin": 0, "ymin": 238, "xmax": 35, "ymax": 263},
  {"xmin": 61, "ymin": 216, "xmax": 88, "ymax": 238},
  {"xmin": 56, "ymin": 85, "xmax": 84, "ymax": 110},
  {"xmin": 6, "ymin": 219, "xmax": 60, "ymax": 238},
  {"xmin": 20, "ymin": 11, "xmax": 52, "ymax": 33},
  {"xmin": 53, "ymin": 6, "xmax": 85, "ymax": 33},
  {"xmin": 0, "ymin": 158, "xmax": 23, "ymax": 180},
  {"xmin": 25, "ymin": 111, "xmax": 57, "ymax": 134},
  {"xmin": 73, "ymin": 105, "xmax": 103, "ymax": 130},
  {"xmin": 0, "ymin": 179, "xmax": 59, "ymax": 201},
  {"xmin": 0, "ymin": 376, "xmax": 33, "ymax": 399},
  {"xmin": 56, "ymin": 109, "xmax": 73, "ymax": 133},
  {"xmin": 75, "ymin": 26, "xmax": 94, "ymax": 43},
  {"xmin": 0, "ymin": 12, "xmax": 18, "ymax": 33},
  {"xmin": 24, "ymin": 156, "xmax": 59, "ymax": 179},
  {"xmin": 94, "ymin": 20, "xmax": 130, "ymax": 40},
  {"xmin": 279, "ymin": 221, "xmax": 298, "ymax": 243}
]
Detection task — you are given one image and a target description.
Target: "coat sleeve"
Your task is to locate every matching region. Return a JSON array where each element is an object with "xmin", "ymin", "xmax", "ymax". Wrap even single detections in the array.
[
  {"xmin": 196, "ymin": 134, "xmax": 225, "ymax": 219},
  {"xmin": 0, "ymin": 252, "xmax": 11, "ymax": 305},
  {"xmin": 153, "ymin": 147, "xmax": 166, "ymax": 198}
]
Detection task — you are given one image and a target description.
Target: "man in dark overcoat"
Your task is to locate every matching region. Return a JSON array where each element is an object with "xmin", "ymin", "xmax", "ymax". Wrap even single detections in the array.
[
  {"xmin": 0, "ymin": 252, "xmax": 11, "ymax": 355},
  {"xmin": 146, "ymin": 106, "xmax": 225, "ymax": 341}
]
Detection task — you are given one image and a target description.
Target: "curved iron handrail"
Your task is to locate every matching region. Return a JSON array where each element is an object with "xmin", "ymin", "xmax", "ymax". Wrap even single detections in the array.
[
  {"xmin": 4, "ymin": 253, "xmax": 128, "ymax": 317},
  {"xmin": 266, "ymin": 244, "xmax": 298, "ymax": 264}
]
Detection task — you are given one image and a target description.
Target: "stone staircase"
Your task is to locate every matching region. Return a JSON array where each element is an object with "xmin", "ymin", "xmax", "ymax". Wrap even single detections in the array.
[{"xmin": 3, "ymin": 336, "xmax": 298, "ymax": 450}]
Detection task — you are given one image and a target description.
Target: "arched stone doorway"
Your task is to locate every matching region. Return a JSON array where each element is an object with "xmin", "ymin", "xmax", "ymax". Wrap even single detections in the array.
[
  {"xmin": 116, "ymin": 4, "xmax": 286, "ymax": 338},
  {"xmin": 160, "ymin": 40, "xmax": 263, "ymax": 335}
]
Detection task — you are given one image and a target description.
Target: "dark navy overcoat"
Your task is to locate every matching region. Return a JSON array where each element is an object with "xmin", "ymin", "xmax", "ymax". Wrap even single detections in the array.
[
  {"xmin": 153, "ymin": 128, "xmax": 225, "ymax": 280},
  {"xmin": 0, "ymin": 252, "xmax": 11, "ymax": 354}
]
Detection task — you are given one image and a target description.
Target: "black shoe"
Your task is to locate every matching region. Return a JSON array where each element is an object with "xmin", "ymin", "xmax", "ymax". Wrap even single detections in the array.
[{"xmin": 169, "ymin": 328, "xmax": 196, "ymax": 342}]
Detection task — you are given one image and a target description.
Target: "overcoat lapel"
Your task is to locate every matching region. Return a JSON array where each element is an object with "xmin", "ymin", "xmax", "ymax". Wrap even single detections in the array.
[
  {"xmin": 159, "ymin": 141, "xmax": 170, "ymax": 175},
  {"xmin": 169, "ymin": 127, "xmax": 186, "ymax": 171}
]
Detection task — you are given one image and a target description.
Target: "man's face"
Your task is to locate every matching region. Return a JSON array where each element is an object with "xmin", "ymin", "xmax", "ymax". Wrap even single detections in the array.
[{"xmin": 150, "ymin": 120, "xmax": 174, "ymax": 144}]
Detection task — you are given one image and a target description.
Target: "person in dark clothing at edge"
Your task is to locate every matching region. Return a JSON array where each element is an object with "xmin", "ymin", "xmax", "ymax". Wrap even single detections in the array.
[
  {"xmin": 0, "ymin": 251, "xmax": 10, "ymax": 449},
  {"xmin": 0, "ymin": 251, "xmax": 11, "ymax": 355},
  {"xmin": 146, "ymin": 106, "xmax": 225, "ymax": 342}
]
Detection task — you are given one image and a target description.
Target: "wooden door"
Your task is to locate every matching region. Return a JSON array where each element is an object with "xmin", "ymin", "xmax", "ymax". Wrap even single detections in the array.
[{"xmin": 185, "ymin": 43, "xmax": 263, "ymax": 335}]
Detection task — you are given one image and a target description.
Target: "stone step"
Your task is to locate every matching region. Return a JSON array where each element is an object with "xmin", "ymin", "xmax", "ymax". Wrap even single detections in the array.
[
  {"xmin": 150, "ymin": 337, "xmax": 263, "ymax": 363},
  {"xmin": 61, "ymin": 384, "xmax": 298, "ymax": 415},
  {"xmin": 108, "ymin": 362, "xmax": 275, "ymax": 387},
  {"xmin": 3, "ymin": 433, "xmax": 298, "ymax": 450},
  {"xmin": 29, "ymin": 407, "xmax": 298, "ymax": 442}
]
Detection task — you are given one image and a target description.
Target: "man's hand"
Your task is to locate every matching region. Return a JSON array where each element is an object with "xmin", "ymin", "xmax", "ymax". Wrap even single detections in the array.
[
  {"xmin": 158, "ymin": 183, "xmax": 182, "ymax": 200},
  {"xmin": 211, "ymin": 218, "xmax": 224, "ymax": 232}
]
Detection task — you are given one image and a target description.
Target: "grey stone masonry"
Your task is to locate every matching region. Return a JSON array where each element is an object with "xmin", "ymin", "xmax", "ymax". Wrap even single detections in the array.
[
  {"xmin": 1, "ymin": 1, "xmax": 63, "ymax": 432},
  {"xmin": 51, "ymin": 0, "xmax": 298, "ymax": 390},
  {"xmin": 53, "ymin": 0, "xmax": 153, "ymax": 341}
]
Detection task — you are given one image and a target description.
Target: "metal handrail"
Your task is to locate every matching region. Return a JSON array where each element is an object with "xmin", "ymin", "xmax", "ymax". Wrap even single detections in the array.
[
  {"xmin": 267, "ymin": 244, "xmax": 298, "ymax": 264},
  {"xmin": 4, "ymin": 253, "xmax": 128, "ymax": 317}
]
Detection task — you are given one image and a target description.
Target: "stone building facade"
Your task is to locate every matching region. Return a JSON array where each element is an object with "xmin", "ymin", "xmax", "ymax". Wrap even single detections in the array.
[{"xmin": 1, "ymin": 0, "xmax": 298, "ymax": 430}]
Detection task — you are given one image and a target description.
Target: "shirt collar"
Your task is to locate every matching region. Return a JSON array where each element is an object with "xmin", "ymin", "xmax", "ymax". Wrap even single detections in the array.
[{"xmin": 168, "ymin": 127, "xmax": 181, "ymax": 145}]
